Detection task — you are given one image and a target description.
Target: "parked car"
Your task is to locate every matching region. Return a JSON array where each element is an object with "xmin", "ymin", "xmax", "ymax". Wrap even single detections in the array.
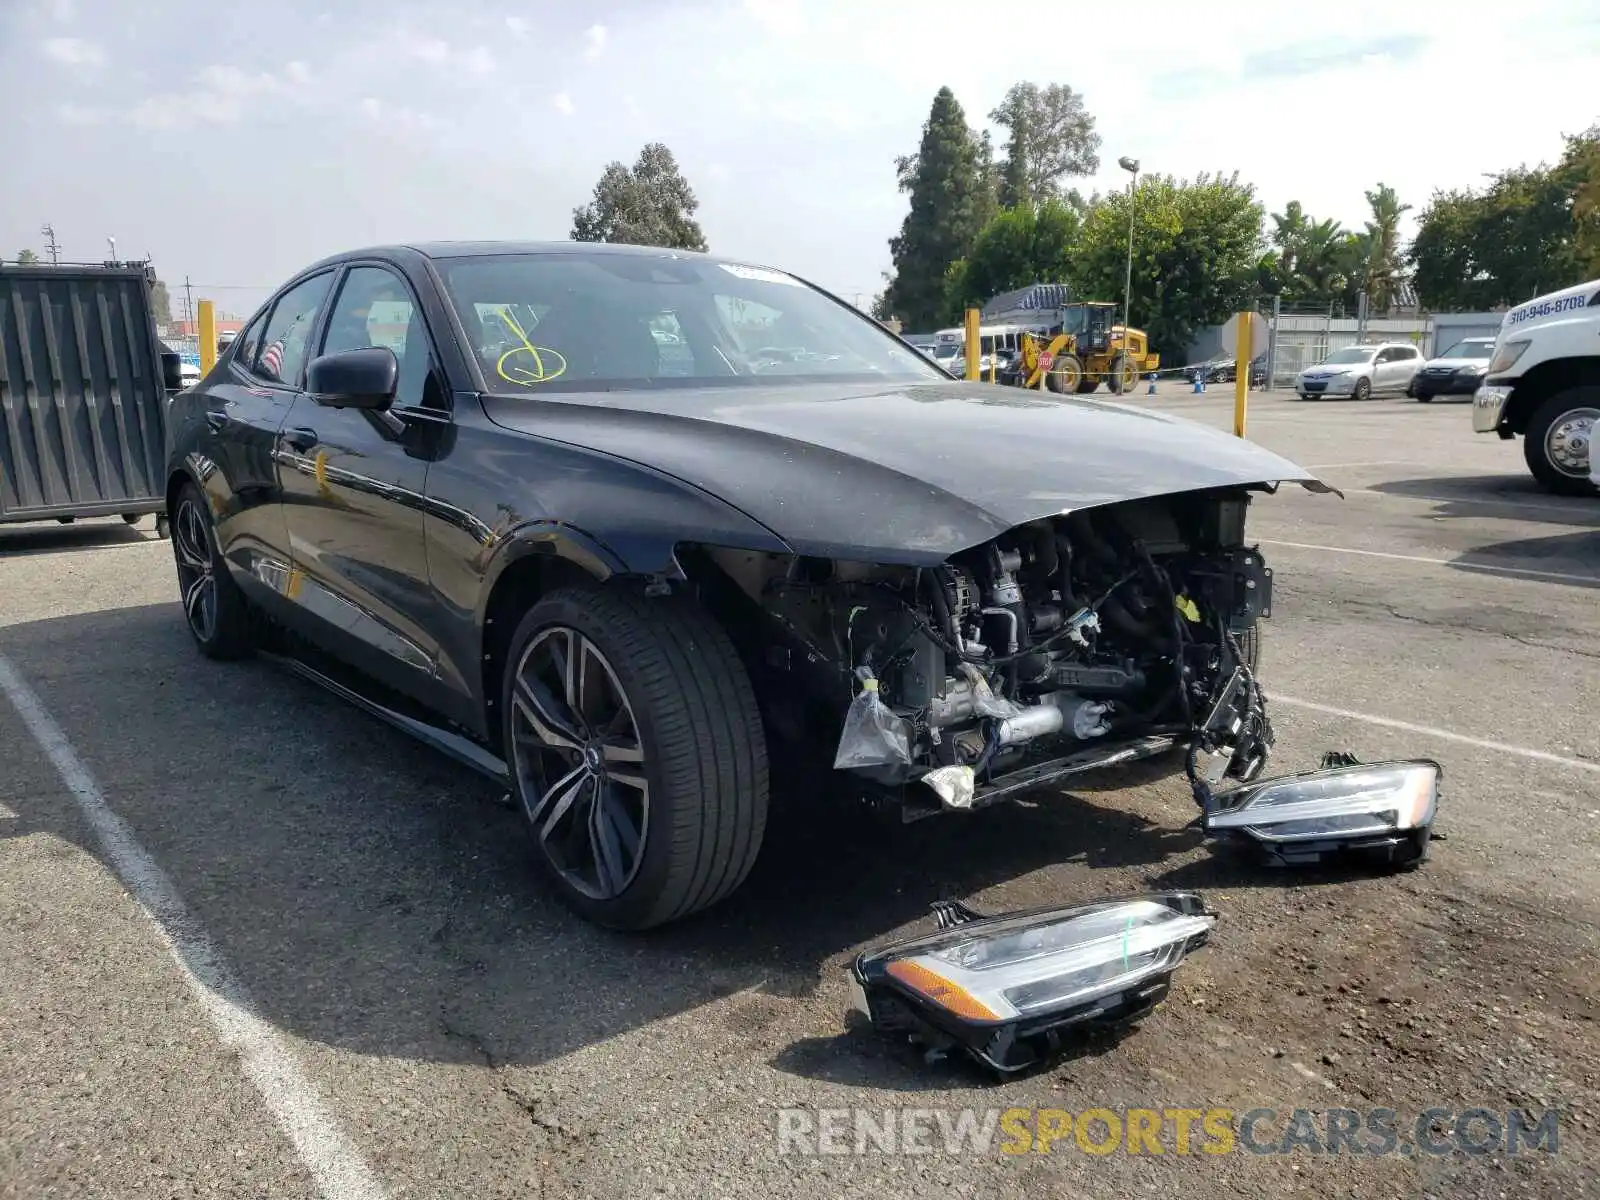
[
  {"xmin": 1411, "ymin": 336, "xmax": 1495, "ymax": 401},
  {"xmin": 163, "ymin": 241, "xmax": 1331, "ymax": 929},
  {"xmin": 1295, "ymin": 342, "xmax": 1422, "ymax": 400}
]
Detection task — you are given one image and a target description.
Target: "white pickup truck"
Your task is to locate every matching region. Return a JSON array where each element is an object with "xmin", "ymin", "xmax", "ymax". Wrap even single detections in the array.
[{"xmin": 1472, "ymin": 277, "xmax": 1600, "ymax": 496}]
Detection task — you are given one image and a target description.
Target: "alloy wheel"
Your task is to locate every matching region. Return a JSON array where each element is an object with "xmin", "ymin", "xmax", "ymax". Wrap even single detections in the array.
[
  {"xmin": 1544, "ymin": 406, "xmax": 1598, "ymax": 477},
  {"xmin": 510, "ymin": 626, "xmax": 650, "ymax": 900},
  {"xmin": 173, "ymin": 497, "xmax": 218, "ymax": 643}
]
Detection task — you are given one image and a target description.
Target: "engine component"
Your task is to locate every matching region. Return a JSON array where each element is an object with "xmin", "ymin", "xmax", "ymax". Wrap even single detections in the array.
[
  {"xmin": 996, "ymin": 692, "xmax": 1111, "ymax": 747},
  {"xmin": 1048, "ymin": 661, "xmax": 1146, "ymax": 697}
]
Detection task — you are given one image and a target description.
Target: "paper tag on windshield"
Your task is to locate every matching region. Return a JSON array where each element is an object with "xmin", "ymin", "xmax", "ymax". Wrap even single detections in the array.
[{"xmin": 719, "ymin": 263, "xmax": 801, "ymax": 286}]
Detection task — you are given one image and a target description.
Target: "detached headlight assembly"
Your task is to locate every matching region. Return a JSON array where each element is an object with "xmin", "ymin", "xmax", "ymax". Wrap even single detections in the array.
[
  {"xmin": 1486, "ymin": 339, "xmax": 1529, "ymax": 374},
  {"xmin": 1203, "ymin": 757, "xmax": 1440, "ymax": 868},
  {"xmin": 850, "ymin": 893, "xmax": 1215, "ymax": 1074}
]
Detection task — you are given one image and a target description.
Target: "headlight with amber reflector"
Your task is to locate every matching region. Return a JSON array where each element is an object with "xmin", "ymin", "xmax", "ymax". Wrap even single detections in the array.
[
  {"xmin": 1203, "ymin": 757, "xmax": 1440, "ymax": 867},
  {"xmin": 851, "ymin": 892, "xmax": 1214, "ymax": 1074}
]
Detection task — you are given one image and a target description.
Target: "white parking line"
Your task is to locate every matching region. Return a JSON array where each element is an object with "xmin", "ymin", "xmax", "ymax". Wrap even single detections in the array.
[
  {"xmin": 1272, "ymin": 695, "xmax": 1600, "ymax": 776},
  {"xmin": 1257, "ymin": 539, "xmax": 1600, "ymax": 586},
  {"xmin": 0, "ymin": 653, "xmax": 388, "ymax": 1200},
  {"xmin": 1301, "ymin": 461, "xmax": 1417, "ymax": 470},
  {"xmin": 1343, "ymin": 487, "xmax": 1590, "ymax": 517}
]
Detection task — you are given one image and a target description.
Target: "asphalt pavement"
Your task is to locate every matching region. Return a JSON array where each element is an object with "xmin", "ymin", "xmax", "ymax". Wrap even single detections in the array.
[{"xmin": 2, "ymin": 386, "xmax": 1596, "ymax": 1199}]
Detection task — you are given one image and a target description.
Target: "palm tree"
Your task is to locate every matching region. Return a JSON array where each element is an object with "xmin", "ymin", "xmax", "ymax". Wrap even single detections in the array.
[
  {"xmin": 1270, "ymin": 201, "xmax": 1309, "ymax": 280},
  {"xmin": 1292, "ymin": 218, "xmax": 1346, "ymax": 304},
  {"xmin": 1363, "ymin": 183, "xmax": 1412, "ymax": 311}
]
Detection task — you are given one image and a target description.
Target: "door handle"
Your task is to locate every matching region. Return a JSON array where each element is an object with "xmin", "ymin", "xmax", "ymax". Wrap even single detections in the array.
[{"xmin": 282, "ymin": 427, "xmax": 319, "ymax": 453}]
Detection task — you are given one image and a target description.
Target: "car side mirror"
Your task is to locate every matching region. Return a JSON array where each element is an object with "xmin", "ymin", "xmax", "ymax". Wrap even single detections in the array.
[{"xmin": 307, "ymin": 346, "xmax": 398, "ymax": 409}]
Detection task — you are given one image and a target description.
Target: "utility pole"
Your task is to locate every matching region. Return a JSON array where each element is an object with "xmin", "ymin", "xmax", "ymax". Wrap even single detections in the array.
[
  {"xmin": 183, "ymin": 276, "xmax": 195, "ymax": 329},
  {"xmin": 41, "ymin": 223, "xmax": 61, "ymax": 264},
  {"xmin": 106, "ymin": 235, "xmax": 117, "ymax": 263}
]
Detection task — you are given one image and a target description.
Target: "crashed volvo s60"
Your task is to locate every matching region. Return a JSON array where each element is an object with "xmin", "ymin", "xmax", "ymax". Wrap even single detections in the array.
[{"xmin": 163, "ymin": 241, "xmax": 1341, "ymax": 930}]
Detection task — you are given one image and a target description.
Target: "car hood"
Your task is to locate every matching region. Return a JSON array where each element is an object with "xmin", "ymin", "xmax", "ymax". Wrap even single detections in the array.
[
  {"xmin": 1301, "ymin": 363, "xmax": 1370, "ymax": 377},
  {"xmin": 480, "ymin": 381, "xmax": 1332, "ymax": 563},
  {"xmin": 1421, "ymin": 357, "xmax": 1489, "ymax": 370}
]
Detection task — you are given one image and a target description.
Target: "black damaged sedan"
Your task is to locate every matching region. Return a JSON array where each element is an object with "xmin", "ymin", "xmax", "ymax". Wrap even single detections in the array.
[{"xmin": 164, "ymin": 242, "xmax": 1334, "ymax": 929}]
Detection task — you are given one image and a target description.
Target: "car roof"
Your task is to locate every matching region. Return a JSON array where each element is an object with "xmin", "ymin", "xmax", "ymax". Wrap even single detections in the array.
[{"xmin": 301, "ymin": 240, "xmax": 734, "ymax": 270}]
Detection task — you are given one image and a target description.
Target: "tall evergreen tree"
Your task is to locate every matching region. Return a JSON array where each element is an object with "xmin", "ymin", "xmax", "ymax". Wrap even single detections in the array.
[{"xmin": 882, "ymin": 88, "xmax": 991, "ymax": 330}]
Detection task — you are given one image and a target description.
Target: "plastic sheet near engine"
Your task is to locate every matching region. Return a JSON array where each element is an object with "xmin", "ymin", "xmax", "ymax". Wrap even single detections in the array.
[{"xmin": 833, "ymin": 675, "xmax": 913, "ymax": 770}]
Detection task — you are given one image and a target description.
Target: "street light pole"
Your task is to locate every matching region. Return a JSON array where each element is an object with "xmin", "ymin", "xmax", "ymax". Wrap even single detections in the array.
[{"xmin": 1117, "ymin": 157, "xmax": 1140, "ymax": 367}]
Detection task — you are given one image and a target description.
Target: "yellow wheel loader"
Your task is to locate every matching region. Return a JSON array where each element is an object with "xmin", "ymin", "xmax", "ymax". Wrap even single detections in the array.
[{"xmin": 982, "ymin": 285, "xmax": 1159, "ymax": 396}]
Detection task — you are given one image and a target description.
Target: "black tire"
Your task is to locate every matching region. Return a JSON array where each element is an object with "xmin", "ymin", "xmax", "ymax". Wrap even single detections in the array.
[
  {"xmin": 1522, "ymin": 388, "xmax": 1600, "ymax": 497},
  {"xmin": 1352, "ymin": 376, "xmax": 1371, "ymax": 401},
  {"xmin": 1416, "ymin": 394, "xmax": 1432, "ymax": 403},
  {"xmin": 170, "ymin": 481, "xmax": 255, "ymax": 659},
  {"xmin": 1044, "ymin": 353, "xmax": 1083, "ymax": 394},
  {"xmin": 1074, "ymin": 377, "xmax": 1100, "ymax": 394},
  {"xmin": 121, "ymin": 513, "xmax": 141, "ymax": 526},
  {"xmin": 1107, "ymin": 353, "xmax": 1139, "ymax": 395},
  {"xmin": 501, "ymin": 584, "xmax": 769, "ymax": 930}
]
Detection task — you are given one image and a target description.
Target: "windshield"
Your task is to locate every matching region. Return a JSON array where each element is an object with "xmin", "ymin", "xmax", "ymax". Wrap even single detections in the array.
[
  {"xmin": 1439, "ymin": 339, "xmax": 1494, "ymax": 359},
  {"xmin": 440, "ymin": 251, "xmax": 944, "ymax": 392},
  {"xmin": 1323, "ymin": 347, "xmax": 1376, "ymax": 365},
  {"xmin": 932, "ymin": 343, "xmax": 960, "ymax": 359}
]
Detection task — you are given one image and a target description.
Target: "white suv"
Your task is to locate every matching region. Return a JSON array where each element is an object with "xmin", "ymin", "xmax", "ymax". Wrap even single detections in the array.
[{"xmin": 1295, "ymin": 342, "xmax": 1423, "ymax": 400}]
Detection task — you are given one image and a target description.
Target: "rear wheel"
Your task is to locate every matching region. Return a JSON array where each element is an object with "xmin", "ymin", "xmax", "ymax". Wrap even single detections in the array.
[
  {"xmin": 170, "ymin": 481, "xmax": 254, "ymax": 659},
  {"xmin": 1108, "ymin": 353, "xmax": 1140, "ymax": 395},
  {"xmin": 1523, "ymin": 388, "xmax": 1599, "ymax": 496},
  {"xmin": 1074, "ymin": 377, "xmax": 1100, "ymax": 394},
  {"xmin": 502, "ymin": 585, "xmax": 769, "ymax": 930}
]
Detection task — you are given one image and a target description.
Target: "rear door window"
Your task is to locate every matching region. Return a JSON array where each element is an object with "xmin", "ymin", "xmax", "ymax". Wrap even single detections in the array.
[{"xmin": 248, "ymin": 272, "xmax": 335, "ymax": 387}]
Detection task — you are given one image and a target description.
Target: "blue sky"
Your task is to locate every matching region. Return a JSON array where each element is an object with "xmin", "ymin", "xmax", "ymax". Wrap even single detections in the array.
[{"xmin": 3, "ymin": 0, "xmax": 1597, "ymax": 320}]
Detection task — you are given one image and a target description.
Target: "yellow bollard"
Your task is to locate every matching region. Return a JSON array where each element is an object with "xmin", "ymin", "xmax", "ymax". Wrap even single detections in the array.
[
  {"xmin": 964, "ymin": 307, "xmax": 980, "ymax": 381},
  {"xmin": 198, "ymin": 300, "xmax": 217, "ymax": 375},
  {"xmin": 1233, "ymin": 311, "xmax": 1252, "ymax": 438}
]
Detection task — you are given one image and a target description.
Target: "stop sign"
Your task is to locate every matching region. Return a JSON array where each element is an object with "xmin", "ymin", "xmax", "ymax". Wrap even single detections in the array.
[{"xmin": 1039, "ymin": 352, "xmax": 1055, "ymax": 371}]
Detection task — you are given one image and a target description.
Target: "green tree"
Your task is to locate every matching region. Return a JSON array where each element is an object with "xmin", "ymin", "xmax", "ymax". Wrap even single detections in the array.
[
  {"xmin": 988, "ymin": 82, "xmax": 1101, "ymax": 208},
  {"xmin": 1269, "ymin": 200, "xmax": 1308, "ymax": 281},
  {"xmin": 1362, "ymin": 183, "xmax": 1412, "ymax": 311},
  {"xmin": 14, "ymin": 248, "xmax": 39, "ymax": 264},
  {"xmin": 1568, "ymin": 124, "xmax": 1600, "ymax": 276},
  {"xmin": 1072, "ymin": 171, "xmax": 1264, "ymax": 358},
  {"xmin": 571, "ymin": 143, "xmax": 708, "ymax": 251},
  {"xmin": 942, "ymin": 198, "xmax": 1081, "ymax": 320},
  {"xmin": 149, "ymin": 277, "xmax": 172, "ymax": 325},
  {"xmin": 881, "ymin": 87, "xmax": 992, "ymax": 330},
  {"xmin": 1408, "ymin": 131, "xmax": 1596, "ymax": 310},
  {"xmin": 1266, "ymin": 203, "xmax": 1351, "ymax": 306}
]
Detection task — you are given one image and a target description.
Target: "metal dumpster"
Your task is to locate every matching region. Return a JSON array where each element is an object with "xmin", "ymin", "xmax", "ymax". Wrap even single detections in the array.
[{"xmin": 0, "ymin": 262, "xmax": 175, "ymax": 534}]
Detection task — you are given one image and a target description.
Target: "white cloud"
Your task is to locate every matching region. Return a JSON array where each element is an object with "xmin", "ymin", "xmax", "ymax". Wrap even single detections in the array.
[
  {"xmin": 357, "ymin": 97, "xmax": 442, "ymax": 135},
  {"xmin": 708, "ymin": 163, "xmax": 730, "ymax": 182},
  {"xmin": 42, "ymin": 36, "xmax": 103, "ymax": 67},
  {"xmin": 462, "ymin": 45, "xmax": 496, "ymax": 76},
  {"xmin": 55, "ymin": 102, "xmax": 104, "ymax": 125},
  {"xmin": 553, "ymin": 91, "xmax": 575, "ymax": 117},
  {"xmin": 583, "ymin": 24, "xmax": 608, "ymax": 61},
  {"xmin": 285, "ymin": 61, "xmax": 313, "ymax": 85},
  {"xmin": 44, "ymin": 0, "xmax": 75, "ymax": 21},
  {"xmin": 623, "ymin": 94, "xmax": 641, "ymax": 117},
  {"xmin": 505, "ymin": 15, "xmax": 531, "ymax": 38},
  {"xmin": 742, "ymin": 0, "xmax": 805, "ymax": 36}
]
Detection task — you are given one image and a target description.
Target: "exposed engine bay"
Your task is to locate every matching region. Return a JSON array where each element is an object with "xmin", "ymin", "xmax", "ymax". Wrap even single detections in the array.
[{"xmin": 695, "ymin": 487, "xmax": 1279, "ymax": 815}]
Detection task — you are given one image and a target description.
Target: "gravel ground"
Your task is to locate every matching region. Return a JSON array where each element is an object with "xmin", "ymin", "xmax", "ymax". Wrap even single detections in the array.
[{"xmin": 1, "ymin": 387, "xmax": 1596, "ymax": 1199}]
